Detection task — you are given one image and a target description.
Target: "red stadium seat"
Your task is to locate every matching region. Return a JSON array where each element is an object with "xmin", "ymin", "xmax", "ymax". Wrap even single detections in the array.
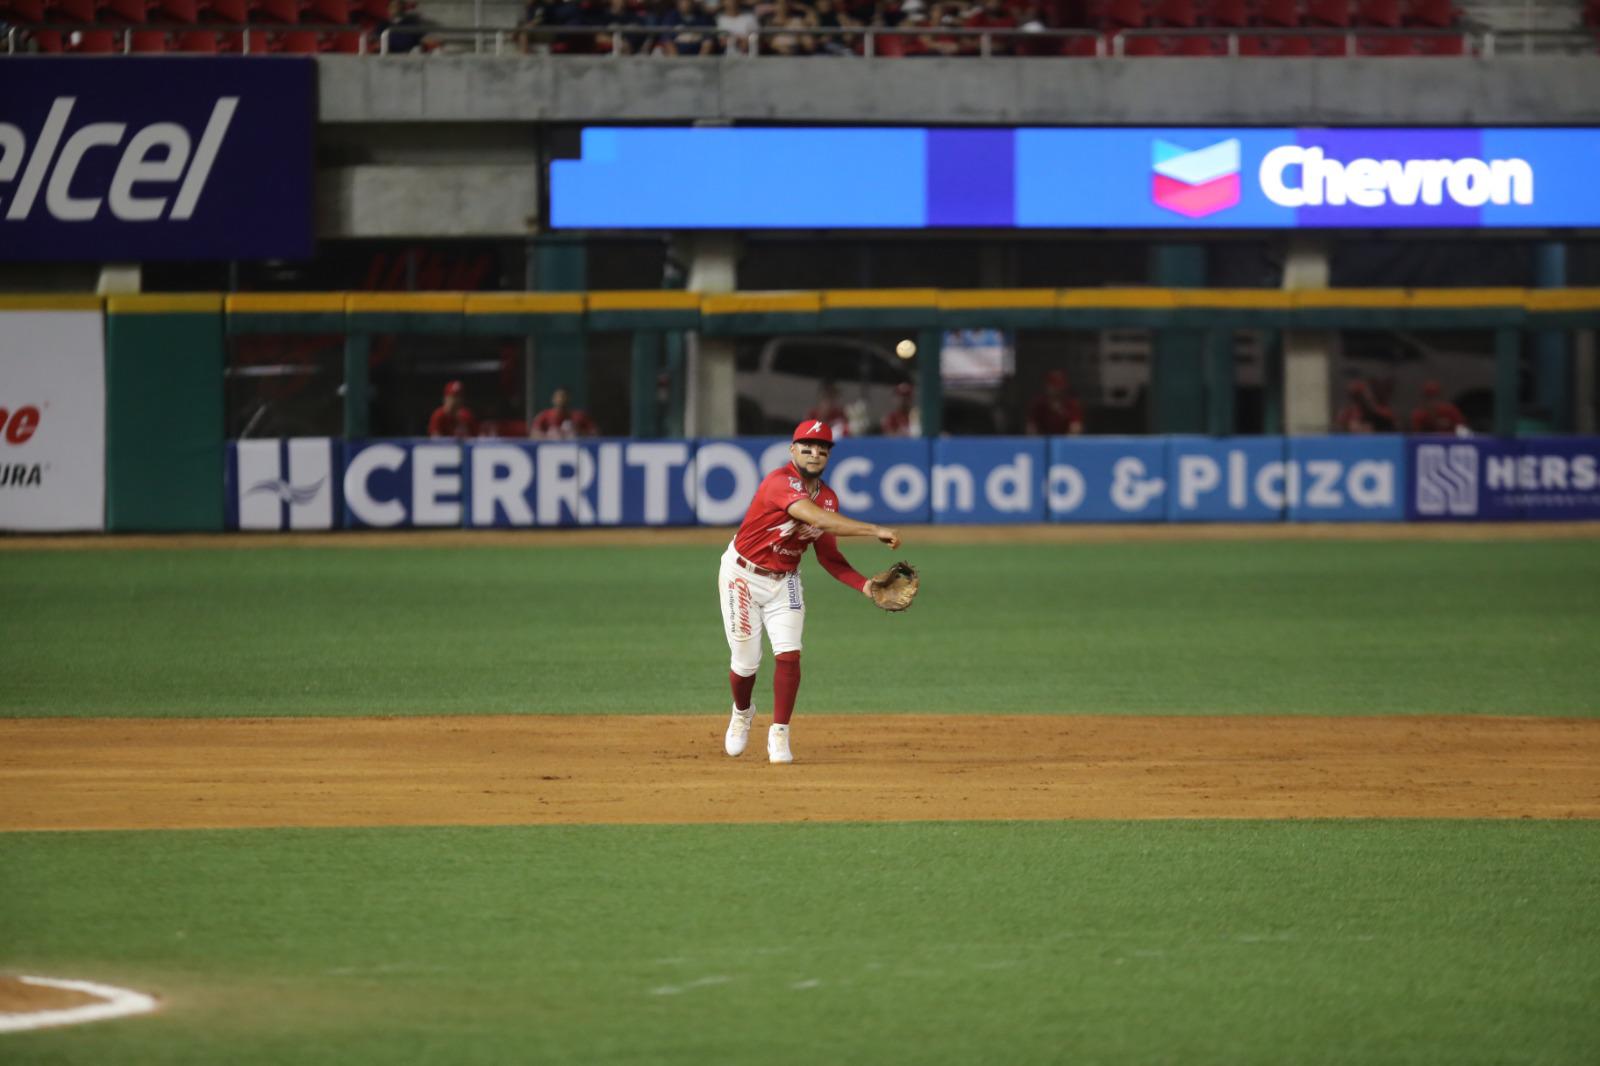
[
  {"xmin": 31, "ymin": 28, "xmax": 66, "ymax": 49},
  {"xmin": 322, "ymin": 28, "xmax": 365, "ymax": 50},
  {"xmin": 1271, "ymin": 33, "xmax": 1314, "ymax": 53},
  {"xmin": 1121, "ymin": 31, "xmax": 1166, "ymax": 53},
  {"xmin": 1103, "ymin": 0, "xmax": 1146, "ymax": 29},
  {"xmin": 0, "ymin": 0, "xmax": 49, "ymax": 19},
  {"xmin": 218, "ymin": 27, "xmax": 270, "ymax": 49},
  {"xmin": 1154, "ymin": 0, "xmax": 1197, "ymax": 26},
  {"xmin": 177, "ymin": 28, "xmax": 219, "ymax": 48},
  {"xmin": 1358, "ymin": 30, "xmax": 1413, "ymax": 53},
  {"xmin": 1174, "ymin": 32, "xmax": 1225, "ymax": 53},
  {"xmin": 1404, "ymin": 0, "xmax": 1453, "ymax": 27},
  {"xmin": 205, "ymin": 0, "xmax": 250, "ymax": 22},
  {"xmin": 155, "ymin": 0, "xmax": 200, "ymax": 20},
  {"xmin": 1204, "ymin": 0, "xmax": 1248, "ymax": 26},
  {"xmin": 252, "ymin": 0, "xmax": 302, "ymax": 22},
  {"xmin": 129, "ymin": 28, "xmax": 168, "ymax": 49},
  {"xmin": 1415, "ymin": 30, "xmax": 1463, "ymax": 53},
  {"xmin": 304, "ymin": 0, "xmax": 347, "ymax": 22},
  {"xmin": 1358, "ymin": 0, "xmax": 1401, "ymax": 26},
  {"xmin": 351, "ymin": 0, "xmax": 389, "ymax": 22},
  {"xmin": 273, "ymin": 28, "xmax": 318, "ymax": 49},
  {"xmin": 1258, "ymin": 0, "xmax": 1299, "ymax": 27},
  {"xmin": 1306, "ymin": 0, "xmax": 1350, "ymax": 27},
  {"xmin": 71, "ymin": 29, "xmax": 121, "ymax": 51},
  {"xmin": 103, "ymin": 0, "xmax": 151, "ymax": 21},
  {"xmin": 53, "ymin": 0, "xmax": 99, "ymax": 21}
]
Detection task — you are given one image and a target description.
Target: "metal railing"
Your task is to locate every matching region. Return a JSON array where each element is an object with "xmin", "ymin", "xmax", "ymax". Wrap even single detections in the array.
[{"xmin": 3, "ymin": 20, "xmax": 1594, "ymax": 59}]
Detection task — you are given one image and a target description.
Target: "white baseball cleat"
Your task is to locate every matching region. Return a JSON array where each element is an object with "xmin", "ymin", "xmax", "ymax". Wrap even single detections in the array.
[
  {"xmin": 724, "ymin": 705, "xmax": 755, "ymax": 757},
  {"xmin": 767, "ymin": 723, "xmax": 794, "ymax": 764}
]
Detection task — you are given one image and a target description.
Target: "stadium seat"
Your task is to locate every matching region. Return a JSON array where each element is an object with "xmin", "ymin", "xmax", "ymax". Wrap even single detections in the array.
[
  {"xmin": 1415, "ymin": 30, "xmax": 1463, "ymax": 53},
  {"xmin": 53, "ymin": 0, "xmax": 99, "ymax": 21},
  {"xmin": 0, "ymin": 0, "xmax": 49, "ymax": 19},
  {"xmin": 1358, "ymin": 0, "xmax": 1401, "ymax": 26},
  {"xmin": 1154, "ymin": 0, "xmax": 1197, "ymax": 26},
  {"xmin": 322, "ymin": 28, "xmax": 366, "ymax": 50},
  {"xmin": 31, "ymin": 27, "xmax": 66, "ymax": 49},
  {"xmin": 155, "ymin": 0, "xmax": 200, "ymax": 20},
  {"xmin": 274, "ymin": 28, "xmax": 318, "ymax": 49},
  {"xmin": 1174, "ymin": 32, "xmax": 1225, "ymax": 53},
  {"xmin": 1306, "ymin": 0, "xmax": 1350, "ymax": 27},
  {"xmin": 176, "ymin": 28, "xmax": 220, "ymax": 48},
  {"xmin": 1257, "ymin": 0, "xmax": 1299, "ymax": 27},
  {"xmin": 71, "ymin": 29, "xmax": 121, "ymax": 51},
  {"xmin": 1103, "ymin": 0, "xmax": 1146, "ymax": 29},
  {"xmin": 303, "ymin": 0, "xmax": 347, "ymax": 23},
  {"xmin": 351, "ymin": 0, "xmax": 388, "ymax": 23},
  {"xmin": 1204, "ymin": 0, "xmax": 1248, "ymax": 26},
  {"xmin": 1404, "ymin": 0, "xmax": 1453, "ymax": 27},
  {"xmin": 129, "ymin": 28, "xmax": 168, "ymax": 49},
  {"xmin": 218, "ymin": 27, "xmax": 270, "ymax": 49},
  {"xmin": 205, "ymin": 0, "xmax": 250, "ymax": 22},
  {"xmin": 1358, "ymin": 30, "xmax": 1414, "ymax": 53},
  {"xmin": 103, "ymin": 0, "xmax": 152, "ymax": 21},
  {"xmin": 1121, "ymin": 31, "xmax": 1166, "ymax": 53},
  {"xmin": 252, "ymin": 0, "xmax": 302, "ymax": 23}
]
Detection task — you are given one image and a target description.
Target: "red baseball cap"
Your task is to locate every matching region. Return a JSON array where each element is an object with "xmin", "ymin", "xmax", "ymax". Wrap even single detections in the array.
[
  {"xmin": 444, "ymin": 380, "xmax": 464, "ymax": 397},
  {"xmin": 792, "ymin": 419, "xmax": 835, "ymax": 445}
]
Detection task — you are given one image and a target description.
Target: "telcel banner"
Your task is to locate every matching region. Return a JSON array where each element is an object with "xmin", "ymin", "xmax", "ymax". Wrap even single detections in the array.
[
  {"xmin": 0, "ymin": 58, "xmax": 314, "ymax": 261},
  {"xmin": 0, "ymin": 309, "xmax": 106, "ymax": 531},
  {"xmin": 551, "ymin": 127, "xmax": 1600, "ymax": 230}
]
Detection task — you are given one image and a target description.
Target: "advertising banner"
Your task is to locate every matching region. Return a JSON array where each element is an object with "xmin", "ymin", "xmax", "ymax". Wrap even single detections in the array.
[
  {"xmin": 461, "ymin": 440, "xmax": 699, "ymax": 528},
  {"xmin": 1284, "ymin": 436, "xmax": 1406, "ymax": 523},
  {"xmin": 1047, "ymin": 437, "xmax": 1167, "ymax": 523},
  {"xmin": 1164, "ymin": 437, "xmax": 1289, "ymax": 522},
  {"xmin": 551, "ymin": 127, "xmax": 1600, "ymax": 231},
  {"xmin": 1408, "ymin": 437, "xmax": 1600, "ymax": 521},
  {"xmin": 930, "ymin": 439, "xmax": 1048, "ymax": 524},
  {"xmin": 0, "ymin": 58, "xmax": 314, "ymax": 261},
  {"xmin": 0, "ymin": 310, "xmax": 105, "ymax": 531},
  {"xmin": 226, "ymin": 439, "xmax": 340, "ymax": 531}
]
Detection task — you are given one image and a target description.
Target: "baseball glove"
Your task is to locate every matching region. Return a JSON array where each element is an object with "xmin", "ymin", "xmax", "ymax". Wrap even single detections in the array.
[{"xmin": 866, "ymin": 561, "xmax": 920, "ymax": 612}]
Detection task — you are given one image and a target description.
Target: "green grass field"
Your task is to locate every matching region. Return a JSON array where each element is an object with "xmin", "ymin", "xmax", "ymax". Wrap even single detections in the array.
[
  {"xmin": 4, "ymin": 538, "xmax": 1598, "ymax": 716},
  {"xmin": 3, "ymin": 534, "xmax": 1598, "ymax": 1064}
]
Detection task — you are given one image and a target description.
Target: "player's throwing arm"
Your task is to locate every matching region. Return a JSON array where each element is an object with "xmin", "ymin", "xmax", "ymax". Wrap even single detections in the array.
[{"xmin": 715, "ymin": 421, "xmax": 921, "ymax": 765}]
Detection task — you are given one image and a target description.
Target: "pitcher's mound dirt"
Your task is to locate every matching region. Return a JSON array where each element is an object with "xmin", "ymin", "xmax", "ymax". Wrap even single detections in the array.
[{"xmin": 2, "ymin": 715, "xmax": 1597, "ymax": 831}]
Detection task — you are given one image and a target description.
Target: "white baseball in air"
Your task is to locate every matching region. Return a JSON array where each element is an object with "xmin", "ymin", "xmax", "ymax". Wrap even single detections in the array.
[{"xmin": 895, "ymin": 339, "xmax": 917, "ymax": 359}]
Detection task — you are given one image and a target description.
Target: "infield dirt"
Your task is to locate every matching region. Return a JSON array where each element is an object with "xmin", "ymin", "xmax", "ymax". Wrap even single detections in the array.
[{"xmin": 2, "ymin": 715, "xmax": 1597, "ymax": 831}]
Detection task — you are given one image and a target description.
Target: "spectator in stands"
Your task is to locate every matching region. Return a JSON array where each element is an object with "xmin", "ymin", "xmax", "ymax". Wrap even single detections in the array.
[
  {"xmin": 1026, "ymin": 370, "xmax": 1085, "ymax": 435},
  {"xmin": 805, "ymin": 380, "xmax": 852, "ymax": 438},
  {"xmin": 1335, "ymin": 378, "xmax": 1396, "ymax": 433},
  {"xmin": 810, "ymin": 0, "xmax": 855, "ymax": 54},
  {"xmin": 429, "ymin": 380, "xmax": 480, "ymax": 439},
  {"xmin": 1409, "ymin": 379, "xmax": 1468, "ymax": 434},
  {"xmin": 531, "ymin": 387, "xmax": 599, "ymax": 439},
  {"xmin": 717, "ymin": 0, "xmax": 761, "ymax": 52},
  {"xmin": 375, "ymin": 0, "xmax": 435, "ymax": 53},
  {"xmin": 590, "ymin": 0, "xmax": 650, "ymax": 53},
  {"xmin": 880, "ymin": 382, "xmax": 920, "ymax": 437},
  {"xmin": 963, "ymin": 0, "xmax": 1017, "ymax": 54},
  {"xmin": 656, "ymin": 0, "xmax": 718, "ymax": 54},
  {"xmin": 764, "ymin": 0, "xmax": 817, "ymax": 55}
]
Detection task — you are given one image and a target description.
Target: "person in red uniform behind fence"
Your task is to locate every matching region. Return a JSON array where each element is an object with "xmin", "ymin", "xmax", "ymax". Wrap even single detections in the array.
[
  {"xmin": 1026, "ymin": 370, "xmax": 1084, "ymax": 435},
  {"xmin": 880, "ymin": 381, "xmax": 920, "ymax": 437},
  {"xmin": 1409, "ymin": 379, "xmax": 1468, "ymax": 434},
  {"xmin": 530, "ymin": 387, "xmax": 598, "ymax": 439},
  {"xmin": 428, "ymin": 380, "xmax": 479, "ymax": 439},
  {"xmin": 717, "ymin": 419, "xmax": 902, "ymax": 765}
]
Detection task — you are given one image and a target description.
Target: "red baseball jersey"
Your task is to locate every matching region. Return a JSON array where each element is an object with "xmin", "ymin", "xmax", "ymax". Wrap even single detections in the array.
[{"xmin": 731, "ymin": 463, "xmax": 867, "ymax": 591}]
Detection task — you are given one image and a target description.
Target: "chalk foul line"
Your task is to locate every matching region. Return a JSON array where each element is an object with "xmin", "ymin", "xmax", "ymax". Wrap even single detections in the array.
[{"xmin": 0, "ymin": 976, "xmax": 159, "ymax": 1033}]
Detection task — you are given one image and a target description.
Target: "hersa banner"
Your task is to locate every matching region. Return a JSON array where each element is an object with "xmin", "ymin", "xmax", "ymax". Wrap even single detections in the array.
[{"xmin": 0, "ymin": 58, "xmax": 313, "ymax": 261}]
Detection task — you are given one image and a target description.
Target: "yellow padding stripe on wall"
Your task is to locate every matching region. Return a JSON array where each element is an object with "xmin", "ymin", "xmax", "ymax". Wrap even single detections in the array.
[
  {"xmin": 938, "ymin": 289, "xmax": 1056, "ymax": 310},
  {"xmin": 586, "ymin": 291, "xmax": 701, "ymax": 311},
  {"xmin": 346, "ymin": 293, "xmax": 466, "ymax": 313},
  {"xmin": 106, "ymin": 294, "xmax": 222, "ymax": 313},
  {"xmin": 226, "ymin": 293, "xmax": 347, "ymax": 314},
  {"xmin": 702, "ymin": 293, "xmax": 822, "ymax": 314},
  {"xmin": 822, "ymin": 289, "xmax": 941, "ymax": 308},
  {"xmin": 0, "ymin": 295, "xmax": 104, "ymax": 311},
  {"xmin": 1526, "ymin": 288, "xmax": 1600, "ymax": 312},
  {"xmin": 464, "ymin": 293, "xmax": 584, "ymax": 314}
]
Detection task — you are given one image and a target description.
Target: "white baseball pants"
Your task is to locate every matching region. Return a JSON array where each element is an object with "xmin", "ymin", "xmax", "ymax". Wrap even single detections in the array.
[{"xmin": 717, "ymin": 543, "xmax": 806, "ymax": 677}]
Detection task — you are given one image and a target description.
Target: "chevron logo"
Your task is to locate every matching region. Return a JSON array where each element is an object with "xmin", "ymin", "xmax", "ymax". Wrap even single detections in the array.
[{"xmin": 1152, "ymin": 138, "xmax": 1242, "ymax": 219}]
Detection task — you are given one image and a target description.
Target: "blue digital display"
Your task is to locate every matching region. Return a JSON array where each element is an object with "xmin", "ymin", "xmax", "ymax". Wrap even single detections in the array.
[{"xmin": 549, "ymin": 126, "xmax": 1600, "ymax": 230}]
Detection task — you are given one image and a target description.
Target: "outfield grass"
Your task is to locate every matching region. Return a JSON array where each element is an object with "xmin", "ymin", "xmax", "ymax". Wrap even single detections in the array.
[
  {"xmin": 2, "ymin": 820, "xmax": 1596, "ymax": 1065},
  {"xmin": 3, "ymin": 538, "xmax": 1597, "ymax": 717}
]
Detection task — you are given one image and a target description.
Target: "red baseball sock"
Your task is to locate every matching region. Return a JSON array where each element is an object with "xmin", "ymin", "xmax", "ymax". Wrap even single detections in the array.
[
  {"xmin": 772, "ymin": 652, "xmax": 800, "ymax": 725},
  {"xmin": 729, "ymin": 670, "xmax": 756, "ymax": 712}
]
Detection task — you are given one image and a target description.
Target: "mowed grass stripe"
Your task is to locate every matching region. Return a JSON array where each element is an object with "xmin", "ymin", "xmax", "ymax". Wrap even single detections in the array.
[
  {"xmin": 2, "ymin": 539, "xmax": 1597, "ymax": 718},
  {"xmin": 1, "ymin": 821, "xmax": 1596, "ymax": 1065}
]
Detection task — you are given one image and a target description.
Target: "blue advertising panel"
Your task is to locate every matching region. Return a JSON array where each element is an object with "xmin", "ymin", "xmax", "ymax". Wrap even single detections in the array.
[
  {"xmin": 551, "ymin": 127, "xmax": 1600, "ymax": 231},
  {"xmin": 0, "ymin": 58, "xmax": 314, "ymax": 261},
  {"xmin": 1165, "ymin": 437, "xmax": 1288, "ymax": 523},
  {"xmin": 1408, "ymin": 436, "xmax": 1600, "ymax": 522},
  {"xmin": 1284, "ymin": 436, "xmax": 1405, "ymax": 523},
  {"xmin": 823, "ymin": 438, "xmax": 935, "ymax": 524},
  {"xmin": 462, "ymin": 440, "xmax": 699, "ymax": 528},
  {"xmin": 691, "ymin": 438, "xmax": 792, "ymax": 526},
  {"xmin": 1047, "ymin": 438, "xmax": 1168, "ymax": 522},
  {"xmin": 931, "ymin": 438, "xmax": 1048, "ymax": 524},
  {"xmin": 343, "ymin": 441, "xmax": 464, "ymax": 529}
]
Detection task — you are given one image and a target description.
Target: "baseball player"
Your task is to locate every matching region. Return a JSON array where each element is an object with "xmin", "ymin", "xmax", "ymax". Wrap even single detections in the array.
[{"xmin": 718, "ymin": 419, "xmax": 911, "ymax": 764}]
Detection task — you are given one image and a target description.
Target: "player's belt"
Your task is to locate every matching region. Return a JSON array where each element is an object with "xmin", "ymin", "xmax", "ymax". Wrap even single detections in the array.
[{"xmin": 733, "ymin": 554, "xmax": 785, "ymax": 579}]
